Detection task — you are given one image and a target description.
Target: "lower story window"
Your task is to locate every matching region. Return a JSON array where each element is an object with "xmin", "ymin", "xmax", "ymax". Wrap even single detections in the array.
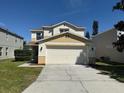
[
  {"xmin": 6, "ymin": 47, "xmax": 8, "ymax": 56},
  {"xmin": 0, "ymin": 47, "xmax": 2, "ymax": 56}
]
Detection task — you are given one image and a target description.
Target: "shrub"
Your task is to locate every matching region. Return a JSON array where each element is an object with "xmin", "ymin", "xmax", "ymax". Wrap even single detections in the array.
[
  {"xmin": 100, "ymin": 56, "xmax": 110, "ymax": 62},
  {"xmin": 14, "ymin": 49, "xmax": 32, "ymax": 61}
]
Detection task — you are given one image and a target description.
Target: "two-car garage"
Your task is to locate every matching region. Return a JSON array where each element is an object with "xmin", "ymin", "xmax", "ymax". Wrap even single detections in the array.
[
  {"xmin": 46, "ymin": 45, "xmax": 88, "ymax": 65},
  {"xmin": 37, "ymin": 32, "xmax": 91, "ymax": 65}
]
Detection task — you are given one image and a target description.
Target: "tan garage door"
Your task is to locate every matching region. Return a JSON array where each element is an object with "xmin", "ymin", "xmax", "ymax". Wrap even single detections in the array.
[{"xmin": 46, "ymin": 46, "xmax": 87, "ymax": 65}]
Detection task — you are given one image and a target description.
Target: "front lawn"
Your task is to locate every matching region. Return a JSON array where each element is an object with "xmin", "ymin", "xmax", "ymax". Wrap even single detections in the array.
[
  {"xmin": 91, "ymin": 61, "xmax": 124, "ymax": 82},
  {"xmin": 0, "ymin": 59, "xmax": 42, "ymax": 93}
]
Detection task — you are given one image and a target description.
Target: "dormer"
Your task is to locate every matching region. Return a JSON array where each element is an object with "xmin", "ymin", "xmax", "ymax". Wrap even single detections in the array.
[
  {"xmin": 42, "ymin": 21, "xmax": 85, "ymax": 37},
  {"xmin": 31, "ymin": 30, "xmax": 44, "ymax": 42}
]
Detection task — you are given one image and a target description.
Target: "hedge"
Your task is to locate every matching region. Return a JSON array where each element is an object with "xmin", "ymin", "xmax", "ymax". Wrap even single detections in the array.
[{"xmin": 14, "ymin": 49, "xmax": 32, "ymax": 61}]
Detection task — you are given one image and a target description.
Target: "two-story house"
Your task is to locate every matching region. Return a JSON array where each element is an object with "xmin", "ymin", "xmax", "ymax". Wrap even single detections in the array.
[
  {"xmin": 0, "ymin": 27, "xmax": 24, "ymax": 60},
  {"xmin": 29, "ymin": 21, "xmax": 92, "ymax": 65},
  {"xmin": 92, "ymin": 28, "xmax": 124, "ymax": 63}
]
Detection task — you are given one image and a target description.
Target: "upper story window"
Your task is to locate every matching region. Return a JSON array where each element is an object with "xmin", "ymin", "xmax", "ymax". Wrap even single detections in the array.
[
  {"xmin": 0, "ymin": 47, "xmax": 3, "ymax": 56},
  {"xmin": 36, "ymin": 32, "xmax": 43, "ymax": 40},
  {"xmin": 15, "ymin": 38, "xmax": 17, "ymax": 43},
  {"xmin": 6, "ymin": 33, "xmax": 9, "ymax": 40},
  {"xmin": 60, "ymin": 28, "xmax": 69, "ymax": 33}
]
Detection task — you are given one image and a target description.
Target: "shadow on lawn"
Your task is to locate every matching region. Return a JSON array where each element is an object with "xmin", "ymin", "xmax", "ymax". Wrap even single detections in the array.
[{"xmin": 90, "ymin": 62, "xmax": 124, "ymax": 83}]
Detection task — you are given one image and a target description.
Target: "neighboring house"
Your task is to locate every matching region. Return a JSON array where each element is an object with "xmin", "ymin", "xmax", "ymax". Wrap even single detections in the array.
[
  {"xmin": 0, "ymin": 27, "xmax": 24, "ymax": 59},
  {"xmin": 29, "ymin": 21, "xmax": 93, "ymax": 65},
  {"xmin": 92, "ymin": 28, "xmax": 124, "ymax": 63}
]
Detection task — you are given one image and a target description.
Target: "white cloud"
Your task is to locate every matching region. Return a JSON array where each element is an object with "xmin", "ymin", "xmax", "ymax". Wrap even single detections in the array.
[
  {"xmin": 0, "ymin": 22, "xmax": 6, "ymax": 28},
  {"xmin": 55, "ymin": 10, "xmax": 82, "ymax": 18},
  {"xmin": 69, "ymin": 0, "xmax": 84, "ymax": 8},
  {"xmin": 54, "ymin": 0, "xmax": 91, "ymax": 18}
]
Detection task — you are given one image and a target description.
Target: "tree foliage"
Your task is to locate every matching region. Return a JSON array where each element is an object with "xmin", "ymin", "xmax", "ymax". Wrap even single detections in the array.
[
  {"xmin": 85, "ymin": 31, "xmax": 90, "ymax": 39},
  {"xmin": 113, "ymin": 0, "xmax": 124, "ymax": 11},
  {"xmin": 14, "ymin": 49, "xmax": 32, "ymax": 61},
  {"xmin": 113, "ymin": 0, "xmax": 124, "ymax": 52},
  {"xmin": 92, "ymin": 20, "xmax": 98, "ymax": 35},
  {"xmin": 114, "ymin": 21, "xmax": 124, "ymax": 31},
  {"xmin": 113, "ymin": 34, "xmax": 124, "ymax": 52}
]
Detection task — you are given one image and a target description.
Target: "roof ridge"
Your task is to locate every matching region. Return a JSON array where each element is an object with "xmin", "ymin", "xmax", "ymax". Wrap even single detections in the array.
[
  {"xmin": 92, "ymin": 28, "xmax": 115, "ymax": 38},
  {"xmin": 32, "ymin": 21, "xmax": 86, "ymax": 31},
  {"xmin": 0, "ymin": 27, "xmax": 23, "ymax": 39},
  {"xmin": 37, "ymin": 32, "xmax": 91, "ymax": 43}
]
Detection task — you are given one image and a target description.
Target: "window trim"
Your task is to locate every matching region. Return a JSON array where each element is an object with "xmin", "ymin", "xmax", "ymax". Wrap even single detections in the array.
[
  {"xmin": 0, "ymin": 47, "xmax": 2, "ymax": 56},
  {"xmin": 60, "ymin": 28, "xmax": 69, "ymax": 33},
  {"xmin": 6, "ymin": 33, "xmax": 9, "ymax": 41},
  {"xmin": 15, "ymin": 38, "xmax": 17, "ymax": 43},
  {"xmin": 36, "ymin": 32, "xmax": 44, "ymax": 40},
  {"xmin": 6, "ymin": 47, "xmax": 8, "ymax": 56}
]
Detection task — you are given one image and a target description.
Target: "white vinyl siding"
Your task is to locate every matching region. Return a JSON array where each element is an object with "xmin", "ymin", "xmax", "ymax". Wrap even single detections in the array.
[{"xmin": 0, "ymin": 29, "xmax": 23, "ymax": 59}]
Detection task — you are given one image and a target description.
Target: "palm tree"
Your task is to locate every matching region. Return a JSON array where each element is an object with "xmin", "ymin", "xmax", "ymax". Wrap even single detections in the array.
[{"xmin": 92, "ymin": 20, "xmax": 98, "ymax": 36}]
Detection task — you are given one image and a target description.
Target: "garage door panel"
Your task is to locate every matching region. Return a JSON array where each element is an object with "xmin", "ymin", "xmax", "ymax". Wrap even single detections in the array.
[
  {"xmin": 47, "ymin": 46, "xmax": 84, "ymax": 49},
  {"xmin": 46, "ymin": 46, "xmax": 86, "ymax": 65}
]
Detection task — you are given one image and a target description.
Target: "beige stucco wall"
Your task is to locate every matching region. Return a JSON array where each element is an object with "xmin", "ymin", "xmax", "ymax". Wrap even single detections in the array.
[
  {"xmin": 49, "ymin": 36, "xmax": 85, "ymax": 43},
  {"xmin": 92, "ymin": 29, "xmax": 124, "ymax": 63},
  {"xmin": 38, "ymin": 44, "xmax": 46, "ymax": 56},
  {"xmin": 38, "ymin": 56, "xmax": 45, "ymax": 64},
  {"xmin": 38, "ymin": 44, "xmax": 46, "ymax": 64}
]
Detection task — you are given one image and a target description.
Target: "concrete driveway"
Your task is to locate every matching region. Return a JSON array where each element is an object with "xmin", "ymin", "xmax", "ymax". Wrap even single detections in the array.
[{"xmin": 23, "ymin": 65, "xmax": 124, "ymax": 93}]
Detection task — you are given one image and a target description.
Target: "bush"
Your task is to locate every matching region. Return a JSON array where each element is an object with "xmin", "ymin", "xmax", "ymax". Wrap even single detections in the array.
[
  {"xmin": 14, "ymin": 49, "xmax": 32, "ymax": 61},
  {"xmin": 100, "ymin": 56, "xmax": 110, "ymax": 62}
]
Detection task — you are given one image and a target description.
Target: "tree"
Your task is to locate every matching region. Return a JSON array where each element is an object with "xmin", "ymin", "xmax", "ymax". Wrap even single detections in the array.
[
  {"xmin": 92, "ymin": 20, "xmax": 99, "ymax": 36},
  {"xmin": 23, "ymin": 41, "xmax": 26, "ymax": 46},
  {"xmin": 113, "ymin": 0, "xmax": 124, "ymax": 52},
  {"xmin": 113, "ymin": 0, "xmax": 124, "ymax": 11},
  {"xmin": 85, "ymin": 31, "xmax": 90, "ymax": 39}
]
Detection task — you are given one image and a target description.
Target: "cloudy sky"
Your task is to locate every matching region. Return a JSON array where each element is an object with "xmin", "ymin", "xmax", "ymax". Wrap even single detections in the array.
[{"xmin": 0, "ymin": 0, "xmax": 123, "ymax": 41}]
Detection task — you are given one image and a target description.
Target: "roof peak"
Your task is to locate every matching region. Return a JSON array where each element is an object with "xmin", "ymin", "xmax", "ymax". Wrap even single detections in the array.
[
  {"xmin": 44, "ymin": 21, "xmax": 84, "ymax": 28},
  {"xmin": 0, "ymin": 27, "xmax": 23, "ymax": 39},
  {"xmin": 32, "ymin": 21, "xmax": 86, "ymax": 31}
]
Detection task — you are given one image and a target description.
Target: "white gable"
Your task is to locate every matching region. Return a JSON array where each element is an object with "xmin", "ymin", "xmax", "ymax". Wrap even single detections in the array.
[{"xmin": 53, "ymin": 24, "xmax": 84, "ymax": 37}]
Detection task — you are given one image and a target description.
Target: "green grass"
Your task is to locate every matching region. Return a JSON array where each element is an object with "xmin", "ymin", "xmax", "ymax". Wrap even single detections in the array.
[
  {"xmin": 0, "ymin": 59, "xmax": 42, "ymax": 93},
  {"xmin": 91, "ymin": 61, "xmax": 124, "ymax": 82}
]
